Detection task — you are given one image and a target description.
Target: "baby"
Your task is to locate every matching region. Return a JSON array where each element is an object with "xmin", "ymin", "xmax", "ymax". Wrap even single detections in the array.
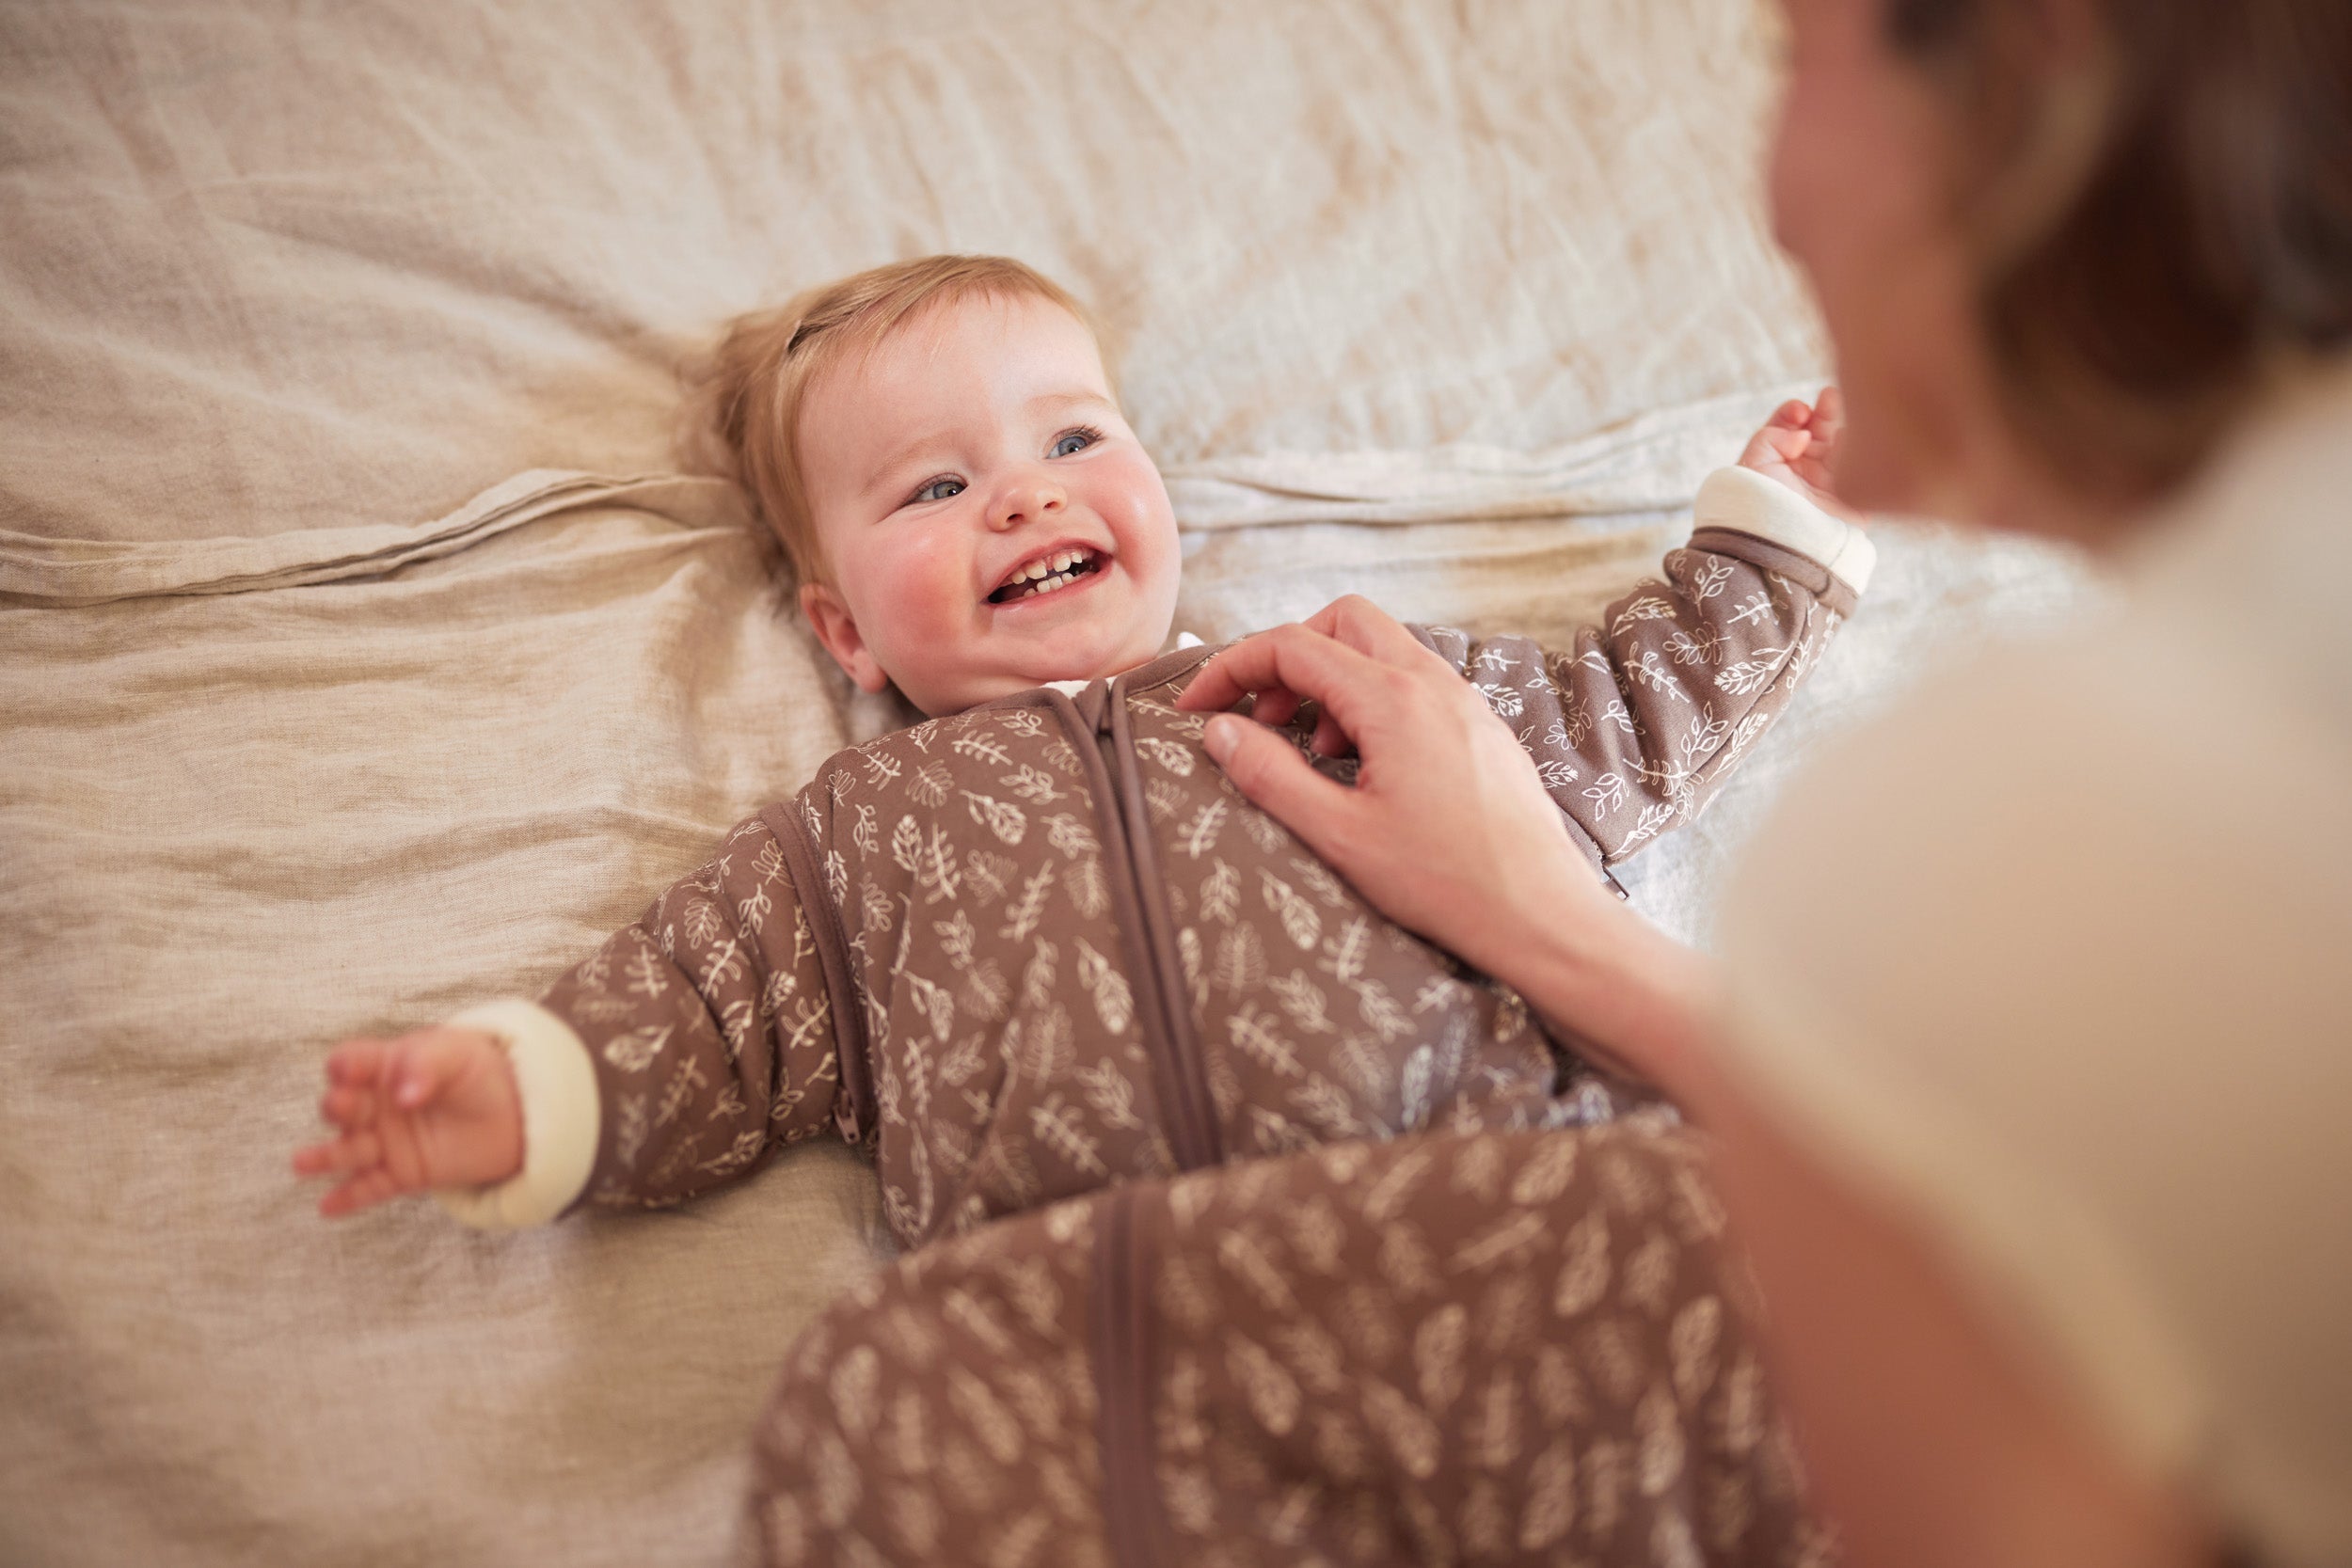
[{"xmin": 294, "ymin": 255, "xmax": 1871, "ymax": 1247}]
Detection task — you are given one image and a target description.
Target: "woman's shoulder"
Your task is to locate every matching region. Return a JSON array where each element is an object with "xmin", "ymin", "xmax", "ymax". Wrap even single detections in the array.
[
  {"xmin": 1724, "ymin": 610, "xmax": 2350, "ymax": 1003},
  {"xmin": 1708, "ymin": 508, "xmax": 2352, "ymax": 1533},
  {"xmin": 1711, "ymin": 563, "xmax": 2352, "ymax": 1131}
]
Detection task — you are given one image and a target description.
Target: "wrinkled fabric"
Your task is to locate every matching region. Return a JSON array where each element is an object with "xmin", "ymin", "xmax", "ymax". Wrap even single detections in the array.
[
  {"xmin": 754, "ymin": 1120, "xmax": 1837, "ymax": 1568},
  {"xmin": 0, "ymin": 0, "xmax": 1820, "ymax": 551}
]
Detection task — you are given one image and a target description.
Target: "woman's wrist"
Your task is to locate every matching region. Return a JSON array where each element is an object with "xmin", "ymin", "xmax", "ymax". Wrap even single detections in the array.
[{"xmin": 1504, "ymin": 874, "xmax": 1725, "ymax": 1108}]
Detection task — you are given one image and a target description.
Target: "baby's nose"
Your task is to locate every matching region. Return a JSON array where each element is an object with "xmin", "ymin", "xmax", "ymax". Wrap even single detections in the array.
[{"xmin": 989, "ymin": 477, "xmax": 1067, "ymax": 530}]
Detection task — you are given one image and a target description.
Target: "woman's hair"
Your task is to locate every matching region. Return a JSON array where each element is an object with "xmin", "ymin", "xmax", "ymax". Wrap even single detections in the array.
[
  {"xmin": 682, "ymin": 255, "xmax": 1097, "ymax": 586},
  {"xmin": 1885, "ymin": 0, "xmax": 2352, "ymax": 502}
]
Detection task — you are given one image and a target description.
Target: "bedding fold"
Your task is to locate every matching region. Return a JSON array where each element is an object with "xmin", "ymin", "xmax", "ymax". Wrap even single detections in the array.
[
  {"xmin": 1164, "ymin": 384, "xmax": 1817, "ymax": 530},
  {"xmin": 0, "ymin": 471, "xmax": 747, "ymax": 606},
  {"xmin": 0, "ymin": 382, "xmax": 1815, "ymax": 602}
]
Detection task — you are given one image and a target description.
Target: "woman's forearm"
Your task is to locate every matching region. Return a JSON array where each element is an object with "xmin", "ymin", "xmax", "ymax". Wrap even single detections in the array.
[{"xmin": 1503, "ymin": 881, "xmax": 1734, "ymax": 1114}]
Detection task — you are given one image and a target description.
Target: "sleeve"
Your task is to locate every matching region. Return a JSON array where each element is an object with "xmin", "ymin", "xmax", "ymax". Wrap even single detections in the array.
[
  {"xmin": 1411, "ymin": 465, "xmax": 1873, "ymax": 877},
  {"xmin": 434, "ymin": 807, "xmax": 850, "ymax": 1228}
]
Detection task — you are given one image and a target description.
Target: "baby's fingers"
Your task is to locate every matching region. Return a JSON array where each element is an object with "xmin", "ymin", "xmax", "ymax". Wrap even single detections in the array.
[
  {"xmin": 318, "ymin": 1166, "xmax": 406, "ymax": 1219},
  {"xmin": 1807, "ymin": 387, "xmax": 1846, "ymax": 446},
  {"xmin": 387, "ymin": 1029, "xmax": 478, "ymax": 1111},
  {"xmin": 326, "ymin": 1037, "xmax": 391, "ymax": 1088},
  {"xmin": 293, "ymin": 1128, "xmax": 382, "ymax": 1180},
  {"xmin": 318, "ymin": 1081, "xmax": 375, "ymax": 1132}
]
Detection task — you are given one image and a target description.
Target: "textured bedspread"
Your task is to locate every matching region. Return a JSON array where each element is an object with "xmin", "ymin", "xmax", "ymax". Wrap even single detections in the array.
[{"xmin": 0, "ymin": 2, "xmax": 2087, "ymax": 1563}]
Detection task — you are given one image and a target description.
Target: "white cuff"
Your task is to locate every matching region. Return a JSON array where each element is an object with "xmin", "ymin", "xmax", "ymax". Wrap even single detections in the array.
[
  {"xmin": 432, "ymin": 999, "xmax": 602, "ymax": 1230},
  {"xmin": 1695, "ymin": 465, "xmax": 1876, "ymax": 594}
]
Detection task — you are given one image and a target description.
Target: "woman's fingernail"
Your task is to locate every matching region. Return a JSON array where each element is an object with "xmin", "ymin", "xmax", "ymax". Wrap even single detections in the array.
[{"xmin": 1203, "ymin": 714, "xmax": 1238, "ymax": 763}]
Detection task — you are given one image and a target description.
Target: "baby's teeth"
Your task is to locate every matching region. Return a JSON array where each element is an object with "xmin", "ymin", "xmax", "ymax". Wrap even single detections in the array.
[{"xmin": 1001, "ymin": 553, "xmax": 1099, "ymax": 600}]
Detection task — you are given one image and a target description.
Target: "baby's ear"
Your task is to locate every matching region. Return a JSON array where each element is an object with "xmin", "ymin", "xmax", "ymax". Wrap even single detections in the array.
[{"xmin": 798, "ymin": 582, "xmax": 891, "ymax": 693}]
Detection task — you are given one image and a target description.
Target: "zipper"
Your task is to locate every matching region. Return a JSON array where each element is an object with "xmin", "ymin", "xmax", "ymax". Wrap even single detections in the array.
[
  {"xmin": 1097, "ymin": 676, "xmax": 1224, "ymax": 1171},
  {"xmin": 1091, "ymin": 1186, "xmax": 1168, "ymax": 1568},
  {"xmin": 1039, "ymin": 683, "xmax": 1223, "ymax": 1173}
]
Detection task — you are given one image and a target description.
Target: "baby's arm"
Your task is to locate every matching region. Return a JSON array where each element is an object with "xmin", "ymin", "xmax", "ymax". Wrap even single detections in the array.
[
  {"xmin": 1413, "ymin": 392, "xmax": 1874, "ymax": 875},
  {"xmin": 295, "ymin": 808, "xmax": 848, "ymax": 1226}
]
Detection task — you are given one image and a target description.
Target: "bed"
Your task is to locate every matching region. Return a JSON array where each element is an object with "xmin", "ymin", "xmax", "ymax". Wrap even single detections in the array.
[{"xmin": 0, "ymin": 1, "xmax": 2087, "ymax": 1561}]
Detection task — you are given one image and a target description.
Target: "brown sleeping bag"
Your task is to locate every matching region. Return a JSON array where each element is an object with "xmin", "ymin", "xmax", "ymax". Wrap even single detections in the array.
[{"xmin": 750, "ymin": 1116, "xmax": 1833, "ymax": 1567}]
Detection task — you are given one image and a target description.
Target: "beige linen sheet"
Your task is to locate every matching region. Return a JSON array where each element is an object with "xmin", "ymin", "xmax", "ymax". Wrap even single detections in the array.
[{"xmin": 0, "ymin": 1, "xmax": 2088, "ymax": 1564}]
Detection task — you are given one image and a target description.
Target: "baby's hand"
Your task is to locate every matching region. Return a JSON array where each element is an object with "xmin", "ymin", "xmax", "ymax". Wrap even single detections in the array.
[
  {"xmin": 292, "ymin": 1027, "xmax": 524, "ymax": 1218},
  {"xmin": 1738, "ymin": 387, "xmax": 1866, "ymax": 526}
]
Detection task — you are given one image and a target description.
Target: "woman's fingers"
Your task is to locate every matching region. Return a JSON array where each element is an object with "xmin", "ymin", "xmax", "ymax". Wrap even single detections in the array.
[
  {"xmin": 1178, "ymin": 607, "xmax": 1433, "ymax": 748},
  {"xmin": 1248, "ymin": 685, "xmax": 1305, "ymax": 731},
  {"xmin": 1178, "ymin": 621, "xmax": 1398, "ymax": 732},
  {"xmin": 1176, "ymin": 625, "xmax": 1317, "ymax": 713},
  {"xmin": 1310, "ymin": 707, "xmax": 1353, "ymax": 759},
  {"xmin": 1178, "ymin": 596, "xmax": 1431, "ymax": 715},
  {"xmin": 1201, "ymin": 714, "xmax": 1362, "ymax": 859},
  {"xmin": 1297, "ymin": 594, "xmax": 1441, "ymax": 666}
]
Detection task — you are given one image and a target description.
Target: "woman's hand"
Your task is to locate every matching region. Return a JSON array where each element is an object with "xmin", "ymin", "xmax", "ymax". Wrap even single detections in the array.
[
  {"xmin": 1176, "ymin": 596, "xmax": 1719, "ymax": 1095},
  {"xmin": 1178, "ymin": 597, "xmax": 1599, "ymax": 977},
  {"xmin": 291, "ymin": 1027, "xmax": 524, "ymax": 1217}
]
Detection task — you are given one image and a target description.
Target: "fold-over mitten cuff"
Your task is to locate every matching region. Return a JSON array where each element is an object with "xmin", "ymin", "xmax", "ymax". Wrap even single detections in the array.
[
  {"xmin": 431, "ymin": 999, "xmax": 601, "ymax": 1230},
  {"xmin": 1695, "ymin": 464, "xmax": 1876, "ymax": 594}
]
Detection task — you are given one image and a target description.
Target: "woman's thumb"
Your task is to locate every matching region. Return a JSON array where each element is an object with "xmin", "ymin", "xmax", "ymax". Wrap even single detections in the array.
[{"xmin": 1202, "ymin": 714, "xmax": 1355, "ymax": 844}]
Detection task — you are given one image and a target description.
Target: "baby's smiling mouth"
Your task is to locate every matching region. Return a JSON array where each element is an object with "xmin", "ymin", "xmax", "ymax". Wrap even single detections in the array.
[{"xmin": 987, "ymin": 546, "xmax": 1104, "ymax": 605}]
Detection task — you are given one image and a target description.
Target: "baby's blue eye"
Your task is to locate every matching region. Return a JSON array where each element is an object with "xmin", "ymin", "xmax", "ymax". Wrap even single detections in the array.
[
  {"xmin": 1050, "ymin": 427, "xmax": 1099, "ymax": 458},
  {"xmin": 912, "ymin": 477, "xmax": 965, "ymax": 504}
]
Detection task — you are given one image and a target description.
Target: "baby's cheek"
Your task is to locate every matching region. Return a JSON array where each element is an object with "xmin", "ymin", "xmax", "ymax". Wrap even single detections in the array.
[
  {"xmin": 1098, "ymin": 461, "xmax": 1181, "ymax": 600},
  {"xmin": 864, "ymin": 541, "xmax": 971, "ymax": 678}
]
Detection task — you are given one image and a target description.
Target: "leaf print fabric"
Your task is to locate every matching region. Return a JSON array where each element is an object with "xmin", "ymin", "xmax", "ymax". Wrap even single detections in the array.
[
  {"xmin": 750, "ymin": 1120, "xmax": 1836, "ymax": 1567},
  {"xmin": 522, "ymin": 526, "xmax": 1856, "ymax": 1246},
  {"xmin": 539, "ymin": 814, "xmax": 848, "ymax": 1213},
  {"xmin": 1415, "ymin": 528, "xmax": 1857, "ymax": 870}
]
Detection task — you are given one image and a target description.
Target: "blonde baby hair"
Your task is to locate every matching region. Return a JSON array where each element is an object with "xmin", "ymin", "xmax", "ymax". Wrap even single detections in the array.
[{"xmin": 685, "ymin": 254, "xmax": 1101, "ymax": 587}]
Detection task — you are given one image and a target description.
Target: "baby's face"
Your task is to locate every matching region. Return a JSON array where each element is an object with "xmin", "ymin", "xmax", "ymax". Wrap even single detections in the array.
[{"xmin": 795, "ymin": 293, "xmax": 1181, "ymax": 716}]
